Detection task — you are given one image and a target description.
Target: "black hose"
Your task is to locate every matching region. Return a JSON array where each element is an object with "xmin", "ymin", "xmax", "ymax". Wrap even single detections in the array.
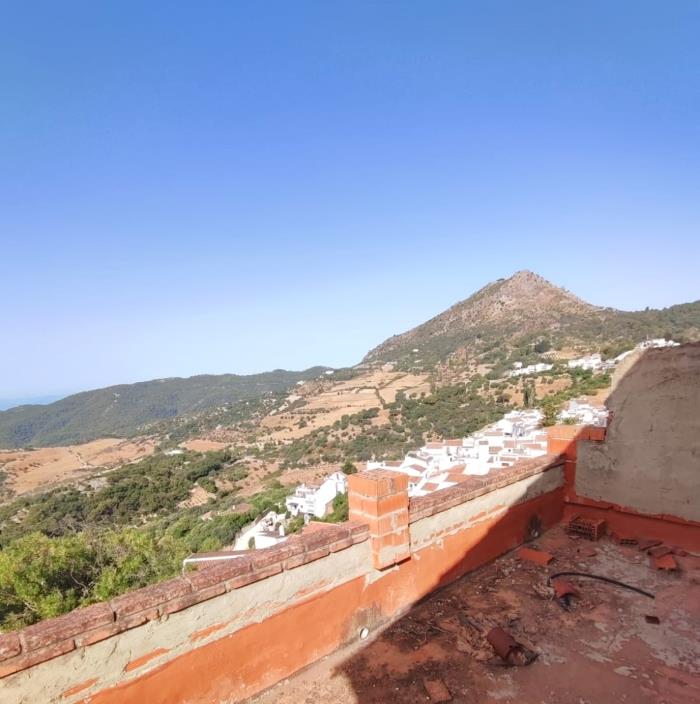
[{"xmin": 549, "ymin": 571, "xmax": 655, "ymax": 599}]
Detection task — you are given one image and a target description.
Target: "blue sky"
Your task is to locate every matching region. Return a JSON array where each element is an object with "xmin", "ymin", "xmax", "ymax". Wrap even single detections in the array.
[{"xmin": 1, "ymin": 1, "xmax": 699, "ymax": 401}]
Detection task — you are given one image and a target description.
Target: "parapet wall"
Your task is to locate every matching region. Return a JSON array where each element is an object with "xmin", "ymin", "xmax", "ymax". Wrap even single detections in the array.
[
  {"xmin": 575, "ymin": 343, "xmax": 700, "ymax": 523},
  {"xmin": 0, "ymin": 454, "xmax": 565, "ymax": 704}
]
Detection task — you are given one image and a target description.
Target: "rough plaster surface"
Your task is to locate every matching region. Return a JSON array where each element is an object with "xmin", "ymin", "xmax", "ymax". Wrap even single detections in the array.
[
  {"xmin": 410, "ymin": 468, "xmax": 563, "ymax": 548},
  {"xmin": 2, "ymin": 468, "xmax": 565, "ymax": 704},
  {"xmin": 577, "ymin": 344, "xmax": 700, "ymax": 522},
  {"xmin": 1, "ymin": 542, "xmax": 372, "ymax": 704}
]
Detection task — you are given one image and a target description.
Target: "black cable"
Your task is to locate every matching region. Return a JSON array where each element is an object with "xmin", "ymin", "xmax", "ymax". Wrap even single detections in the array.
[{"xmin": 549, "ymin": 571, "xmax": 655, "ymax": 599}]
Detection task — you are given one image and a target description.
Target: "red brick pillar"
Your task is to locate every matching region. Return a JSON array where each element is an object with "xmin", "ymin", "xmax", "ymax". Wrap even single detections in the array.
[
  {"xmin": 347, "ymin": 470, "xmax": 410, "ymax": 570},
  {"xmin": 547, "ymin": 425, "xmax": 581, "ymax": 502}
]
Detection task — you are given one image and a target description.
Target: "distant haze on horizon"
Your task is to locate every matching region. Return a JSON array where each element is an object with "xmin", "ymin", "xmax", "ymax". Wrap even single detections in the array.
[{"xmin": 2, "ymin": 2, "xmax": 699, "ymax": 398}]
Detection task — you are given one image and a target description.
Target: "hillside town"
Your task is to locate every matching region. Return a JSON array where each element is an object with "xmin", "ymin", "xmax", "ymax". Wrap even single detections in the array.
[
  {"xmin": 367, "ymin": 408, "xmax": 548, "ymax": 496},
  {"xmin": 507, "ymin": 338, "xmax": 677, "ymax": 378},
  {"xmin": 214, "ymin": 338, "xmax": 678, "ymax": 552}
]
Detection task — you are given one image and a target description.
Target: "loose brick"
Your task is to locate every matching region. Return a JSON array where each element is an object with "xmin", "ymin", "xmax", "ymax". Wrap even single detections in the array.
[
  {"xmin": 347, "ymin": 473, "xmax": 389, "ymax": 498},
  {"xmin": 22, "ymin": 603, "xmax": 114, "ymax": 651},
  {"xmin": 517, "ymin": 547, "xmax": 554, "ymax": 566}
]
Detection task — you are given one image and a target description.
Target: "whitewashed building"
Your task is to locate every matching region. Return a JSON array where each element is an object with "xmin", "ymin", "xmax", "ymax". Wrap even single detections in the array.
[
  {"xmin": 233, "ymin": 510, "xmax": 287, "ymax": 551},
  {"xmin": 508, "ymin": 362, "xmax": 554, "ymax": 378},
  {"xmin": 366, "ymin": 409, "xmax": 548, "ymax": 497},
  {"xmin": 639, "ymin": 338, "xmax": 679, "ymax": 349},
  {"xmin": 558, "ymin": 399, "xmax": 608, "ymax": 427},
  {"xmin": 567, "ymin": 353, "xmax": 603, "ymax": 371},
  {"xmin": 285, "ymin": 472, "xmax": 347, "ymax": 519}
]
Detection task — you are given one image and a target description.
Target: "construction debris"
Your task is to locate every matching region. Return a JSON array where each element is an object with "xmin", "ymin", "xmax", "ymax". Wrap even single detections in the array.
[
  {"xmin": 548, "ymin": 571, "xmax": 655, "ymax": 599},
  {"xmin": 652, "ymin": 554, "xmax": 678, "ymax": 571},
  {"xmin": 485, "ymin": 627, "xmax": 538, "ymax": 666},
  {"xmin": 638, "ymin": 538, "xmax": 662, "ymax": 552},
  {"xmin": 517, "ymin": 546, "xmax": 554, "ymax": 566},
  {"xmin": 648, "ymin": 545, "xmax": 672, "ymax": 558},
  {"xmin": 566, "ymin": 515, "xmax": 606, "ymax": 541},
  {"xmin": 423, "ymin": 678, "xmax": 452, "ymax": 702},
  {"xmin": 613, "ymin": 533, "xmax": 638, "ymax": 546},
  {"xmin": 552, "ymin": 578, "xmax": 580, "ymax": 608}
]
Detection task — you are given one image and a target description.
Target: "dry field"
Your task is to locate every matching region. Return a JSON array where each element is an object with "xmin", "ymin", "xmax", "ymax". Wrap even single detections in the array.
[
  {"xmin": 0, "ymin": 437, "xmax": 156, "ymax": 499},
  {"xmin": 258, "ymin": 369, "xmax": 431, "ymax": 444},
  {"xmin": 180, "ymin": 438, "xmax": 231, "ymax": 453}
]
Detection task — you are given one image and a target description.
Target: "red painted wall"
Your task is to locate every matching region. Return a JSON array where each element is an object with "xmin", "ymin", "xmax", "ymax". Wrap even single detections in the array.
[{"xmin": 81, "ymin": 487, "xmax": 564, "ymax": 704}]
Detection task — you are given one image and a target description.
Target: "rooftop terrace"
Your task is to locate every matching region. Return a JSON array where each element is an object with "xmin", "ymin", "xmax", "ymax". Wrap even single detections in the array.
[
  {"xmin": 250, "ymin": 527, "xmax": 700, "ymax": 703},
  {"xmin": 1, "ymin": 343, "xmax": 699, "ymax": 704}
]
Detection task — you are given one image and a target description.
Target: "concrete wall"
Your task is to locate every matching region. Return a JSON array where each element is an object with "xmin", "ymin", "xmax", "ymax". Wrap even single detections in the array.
[
  {"xmin": 576, "ymin": 343, "xmax": 700, "ymax": 523},
  {"xmin": 0, "ymin": 456, "xmax": 565, "ymax": 704}
]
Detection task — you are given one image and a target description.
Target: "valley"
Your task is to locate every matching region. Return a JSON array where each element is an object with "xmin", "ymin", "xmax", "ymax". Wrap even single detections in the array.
[{"xmin": 0, "ymin": 271, "xmax": 698, "ymax": 630}]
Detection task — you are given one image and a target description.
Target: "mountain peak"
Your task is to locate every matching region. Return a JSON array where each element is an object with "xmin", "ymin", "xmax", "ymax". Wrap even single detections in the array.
[
  {"xmin": 487, "ymin": 270, "xmax": 585, "ymax": 303},
  {"xmin": 364, "ymin": 271, "xmax": 600, "ymax": 366}
]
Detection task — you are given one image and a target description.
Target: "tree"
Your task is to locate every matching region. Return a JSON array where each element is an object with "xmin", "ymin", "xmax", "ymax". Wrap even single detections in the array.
[
  {"xmin": 341, "ymin": 459, "xmax": 358, "ymax": 475},
  {"xmin": 0, "ymin": 532, "xmax": 95, "ymax": 628}
]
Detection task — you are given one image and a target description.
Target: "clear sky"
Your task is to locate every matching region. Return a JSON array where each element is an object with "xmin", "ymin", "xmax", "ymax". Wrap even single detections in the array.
[{"xmin": 2, "ymin": 1, "xmax": 699, "ymax": 401}]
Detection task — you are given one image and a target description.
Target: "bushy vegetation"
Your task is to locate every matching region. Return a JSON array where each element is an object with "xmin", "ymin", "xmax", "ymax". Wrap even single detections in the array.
[
  {"xmin": 0, "ymin": 449, "xmax": 295, "ymax": 629},
  {"xmin": 536, "ymin": 369, "xmax": 612, "ymax": 425},
  {"xmin": 0, "ymin": 451, "xmax": 234, "ymax": 544},
  {"xmin": 318, "ymin": 491, "xmax": 349, "ymax": 523},
  {"xmin": 277, "ymin": 383, "xmax": 509, "ymax": 468}
]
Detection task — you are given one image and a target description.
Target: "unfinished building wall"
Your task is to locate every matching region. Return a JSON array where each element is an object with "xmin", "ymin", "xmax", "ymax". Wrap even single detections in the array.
[
  {"xmin": 0, "ymin": 456, "xmax": 564, "ymax": 704},
  {"xmin": 576, "ymin": 343, "xmax": 700, "ymax": 523}
]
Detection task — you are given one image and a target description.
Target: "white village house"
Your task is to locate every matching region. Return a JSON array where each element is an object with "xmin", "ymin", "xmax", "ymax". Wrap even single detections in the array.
[
  {"xmin": 285, "ymin": 472, "xmax": 347, "ymax": 519},
  {"xmin": 558, "ymin": 399, "xmax": 609, "ymax": 426},
  {"xmin": 367, "ymin": 409, "xmax": 548, "ymax": 498}
]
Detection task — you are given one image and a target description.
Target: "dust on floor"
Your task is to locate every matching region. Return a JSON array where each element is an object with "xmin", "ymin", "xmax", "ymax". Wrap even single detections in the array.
[{"xmin": 249, "ymin": 527, "xmax": 700, "ymax": 703}]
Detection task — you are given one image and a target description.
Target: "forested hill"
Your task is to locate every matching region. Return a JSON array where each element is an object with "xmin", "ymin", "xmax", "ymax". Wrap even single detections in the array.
[{"xmin": 0, "ymin": 368, "xmax": 330, "ymax": 448}]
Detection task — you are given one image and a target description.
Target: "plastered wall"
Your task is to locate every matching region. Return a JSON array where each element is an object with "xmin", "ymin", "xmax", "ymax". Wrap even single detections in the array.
[
  {"xmin": 0, "ymin": 457, "xmax": 564, "ymax": 704},
  {"xmin": 576, "ymin": 343, "xmax": 700, "ymax": 523}
]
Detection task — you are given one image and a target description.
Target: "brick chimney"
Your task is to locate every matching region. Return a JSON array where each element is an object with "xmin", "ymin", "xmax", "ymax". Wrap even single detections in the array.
[{"xmin": 347, "ymin": 470, "xmax": 410, "ymax": 569}]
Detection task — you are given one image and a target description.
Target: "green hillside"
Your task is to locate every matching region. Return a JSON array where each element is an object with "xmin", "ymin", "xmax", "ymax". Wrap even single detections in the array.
[{"xmin": 0, "ymin": 368, "xmax": 330, "ymax": 448}]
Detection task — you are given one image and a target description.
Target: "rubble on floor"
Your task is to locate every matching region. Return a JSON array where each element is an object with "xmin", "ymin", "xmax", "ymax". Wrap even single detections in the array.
[{"xmin": 250, "ymin": 525, "xmax": 700, "ymax": 704}]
